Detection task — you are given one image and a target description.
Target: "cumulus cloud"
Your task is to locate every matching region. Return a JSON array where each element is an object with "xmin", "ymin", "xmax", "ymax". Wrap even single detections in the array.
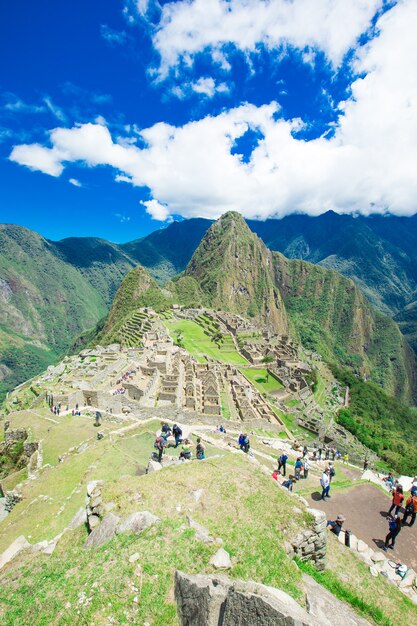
[
  {"xmin": 9, "ymin": 1, "xmax": 417, "ymax": 219},
  {"xmin": 142, "ymin": 199, "xmax": 172, "ymax": 221},
  {"xmin": 147, "ymin": 0, "xmax": 382, "ymax": 77}
]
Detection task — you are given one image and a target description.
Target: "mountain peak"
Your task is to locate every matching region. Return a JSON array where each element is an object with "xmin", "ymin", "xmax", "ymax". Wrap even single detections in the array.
[{"xmin": 185, "ymin": 213, "xmax": 288, "ymax": 332}]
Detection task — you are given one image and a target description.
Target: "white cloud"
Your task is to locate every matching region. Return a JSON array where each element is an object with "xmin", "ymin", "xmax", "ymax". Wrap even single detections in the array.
[
  {"xmin": 43, "ymin": 97, "xmax": 67, "ymax": 123},
  {"xmin": 142, "ymin": 199, "xmax": 172, "ymax": 221},
  {"xmin": 9, "ymin": 1, "xmax": 417, "ymax": 220},
  {"xmin": 114, "ymin": 212, "xmax": 131, "ymax": 223},
  {"xmin": 100, "ymin": 24, "xmax": 128, "ymax": 45},
  {"xmin": 149, "ymin": 0, "xmax": 382, "ymax": 77},
  {"xmin": 171, "ymin": 76, "xmax": 231, "ymax": 99},
  {"xmin": 69, "ymin": 178, "xmax": 82, "ymax": 187},
  {"xmin": 4, "ymin": 96, "xmax": 45, "ymax": 114}
]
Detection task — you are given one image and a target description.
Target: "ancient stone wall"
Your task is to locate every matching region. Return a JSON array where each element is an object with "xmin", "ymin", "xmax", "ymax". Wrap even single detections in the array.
[{"xmin": 289, "ymin": 508, "xmax": 326, "ymax": 571}]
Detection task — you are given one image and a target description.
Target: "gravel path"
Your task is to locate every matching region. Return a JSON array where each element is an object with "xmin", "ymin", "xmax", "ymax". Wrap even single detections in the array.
[{"xmin": 307, "ymin": 483, "xmax": 417, "ymax": 570}]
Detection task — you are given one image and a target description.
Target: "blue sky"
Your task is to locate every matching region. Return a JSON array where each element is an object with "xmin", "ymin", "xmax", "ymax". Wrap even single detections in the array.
[{"xmin": 1, "ymin": 0, "xmax": 416, "ymax": 242}]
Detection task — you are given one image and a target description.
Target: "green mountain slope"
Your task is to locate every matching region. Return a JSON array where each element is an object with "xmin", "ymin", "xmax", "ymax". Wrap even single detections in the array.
[
  {"xmin": 184, "ymin": 212, "xmax": 288, "ymax": 333},
  {"xmin": 272, "ymin": 253, "xmax": 416, "ymax": 402},
  {"xmin": 0, "ymin": 225, "xmax": 134, "ymax": 400},
  {"xmin": 395, "ymin": 299, "xmax": 417, "ymax": 355},
  {"xmin": 121, "ymin": 218, "xmax": 211, "ymax": 283}
]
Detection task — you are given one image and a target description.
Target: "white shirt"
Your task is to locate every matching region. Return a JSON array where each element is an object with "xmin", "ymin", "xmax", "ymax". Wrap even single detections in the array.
[{"xmin": 321, "ymin": 472, "xmax": 330, "ymax": 488}]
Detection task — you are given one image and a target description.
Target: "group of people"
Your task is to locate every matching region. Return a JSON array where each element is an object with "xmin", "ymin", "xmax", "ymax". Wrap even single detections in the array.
[
  {"xmin": 153, "ymin": 421, "xmax": 206, "ymax": 463},
  {"xmin": 383, "ymin": 481, "xmax": 417, "ymax": 550},
  {"xmin": 238, "ymin": 433, "xmax": 250, "ymax": 453}
]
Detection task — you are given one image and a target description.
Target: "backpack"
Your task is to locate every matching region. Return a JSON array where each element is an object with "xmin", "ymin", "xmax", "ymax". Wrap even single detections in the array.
[
  {"xmin": 329, "ymin": 466, "xmax": 336, "ymax": 477},
  {"xmin": 406, "ymin": 499, "xmax": 415, "ymax": 514}
]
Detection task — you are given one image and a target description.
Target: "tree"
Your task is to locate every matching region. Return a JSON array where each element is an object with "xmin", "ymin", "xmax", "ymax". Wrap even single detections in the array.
[{"xmin": 261, "ymin": 355, "xmax": 275, "ymax": 382}]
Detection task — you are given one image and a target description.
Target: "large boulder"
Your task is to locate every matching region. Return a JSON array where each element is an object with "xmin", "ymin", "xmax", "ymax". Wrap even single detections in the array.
[
  {"xmin": 117, "ymin": 511, "xmax": 160, "ymax": 535},
  {"xmin": 83, "ymin": 513, "xmax": 120, "ymax": 548},
  {"xmin": 303, "ymin": 574, "xmax": 371, "ymax": 625},
  {"xmin": 175, "ymin": 571, "xmax": 312, "ymax": 626}
]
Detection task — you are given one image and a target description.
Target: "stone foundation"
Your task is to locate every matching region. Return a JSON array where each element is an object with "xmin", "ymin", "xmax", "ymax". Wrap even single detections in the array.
[{"xmin": 290, "ymin": 508, "xmax": 326, "ymax": 571}]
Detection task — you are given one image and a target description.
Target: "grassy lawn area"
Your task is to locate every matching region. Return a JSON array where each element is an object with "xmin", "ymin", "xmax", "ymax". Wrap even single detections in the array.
[
  {"xmin": 240, "ymin": 367, "xmax": 283, "ymax": 395},
  {"xmin": 220, "ymin": 391, "xmax": 232, "ymax": 419},
  {"xmin": 285, "ymin": 398, "xmax": 301, "ymax": 408},
  {"xmin": 163, "ymin": 319, "xmax": 248, "ymax": 365}
]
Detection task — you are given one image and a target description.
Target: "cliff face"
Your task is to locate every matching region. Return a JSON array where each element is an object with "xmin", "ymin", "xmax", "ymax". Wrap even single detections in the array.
[
  {"xmin": 185, "ymin": 212, "xmax": 288, "ymax": 334},
  {"xmin": 273, "ymin": 253, "xmax": 416, "ymax": 403}
]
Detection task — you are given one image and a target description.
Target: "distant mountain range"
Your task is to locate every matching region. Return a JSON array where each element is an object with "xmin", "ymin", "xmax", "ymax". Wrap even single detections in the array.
[{"xmin": 1, "ymin": 210, "xmax": 417, "ymax": 401}]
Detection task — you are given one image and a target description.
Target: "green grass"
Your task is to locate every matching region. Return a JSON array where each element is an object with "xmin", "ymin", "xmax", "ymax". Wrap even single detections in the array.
[
  {"xmin": 163, "ymin": 319, "xmax": 247, "ymax": 365},
  {"xmin": 220, "ymin": 391, "xmax": 232, "ymax": 419},
  {"xmin": 240, "ymin": 367, "xmax": 283, "ymax": 395}
]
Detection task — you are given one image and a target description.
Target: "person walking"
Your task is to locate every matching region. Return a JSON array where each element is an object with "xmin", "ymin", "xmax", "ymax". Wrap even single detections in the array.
[
  {"xmin": 278, "ymin": 453, "xmax": 288, "ymax": 476},
  {"xmin": 320, "ymin": 468, "xmax": 331, "ymax": 500},
  {"xmin": 384, "ymin": 515, "xmax": 402, "ymax": 550},
  {"xmin": 294, "ymin": 458, "xmax": 302, "ymax": 481},
  {"xmin": 403, "ymin": 493, "xmax": 417, "ymax": 527},
  {"xmin": 328, "ymin": 462, "xmax": 336, "ymax": 482},
  {"xmin": 388, "ymin": 484, "xmax": 404, "ymax": 516},
  {"xmin": 172, "ymin": 424, "xmax": 183, "ymax": 448},
  {"xmin": 303, "ymin": 458, "xmax": 310, "ymax": 479},
  {"xmin": 303, "ymin": 445, "xmax": 308, "ymax": 459}
]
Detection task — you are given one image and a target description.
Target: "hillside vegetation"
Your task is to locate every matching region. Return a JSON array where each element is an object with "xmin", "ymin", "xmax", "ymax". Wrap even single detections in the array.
[
  {"xmin": 331, "ymin": 366, "xmax": 417, "ymax": 474},
  {"xmin": 273, "ymin": 253, "xmax": 416, "ymax": 403}
]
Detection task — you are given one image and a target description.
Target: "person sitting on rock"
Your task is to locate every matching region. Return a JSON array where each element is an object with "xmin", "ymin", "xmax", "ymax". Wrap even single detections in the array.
[
  {"xmin": 327, "ymin": 514, "xmax": 346, "ymax": 537},
  {"xmin": 172, "ymin": 423, "xmax": 183, "ymax": 448},
  {"xmin": 281, "ymin": 477, "xmax": 296, "ymax": 492},
  {"xmin": 196, "ymin": 438, "xmax": 205, "ymax": 460},
  {"xmin": 383, "ymin": 472, "xmax": 394, "ymax": 490},
  {"xmin": 384, "ymin": 514, "xmax": 402, "ymax": 550},
  {"xmin": 179, "ymin": 439, "xmax": 192, "ymax": 461},
  {"xmin": 388, "ymin": 484, "xmax": 404, "ymax": 516}
]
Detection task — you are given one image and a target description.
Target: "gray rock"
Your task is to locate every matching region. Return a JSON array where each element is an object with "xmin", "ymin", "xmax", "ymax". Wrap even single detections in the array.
[
  {"xmin": 147, "ymin": 460, "xmax": 162, "ymax": 473},
  {"xmin": 0, "ymin": 535, "xmax": 30, "ymax": 570},
  {"xmin": 117, "ymin": 511, "xmax": 160, "ymax": 535},
  {"xmin": 187, "ymin": 516, "xmax": 214, "ymax": 544},
  {"xmin": 87, "ymin": 480, "xmax": 103, "ymax": 496},
  {"xmin": 175, "ymin": 571, "xmax": 313, "ymax": 626},
  {"xmin": 209, "ymin": 548, "xmax": 232, "ymax": 570},
  {"xmin": 68, "ymin": 507, "xmax": 87, "ymax": 530},
  {"xmin": 304, "ymin": 574, "xmax": 371, "ymax": 625},
  {"xmin": 84, "ymin": 513, "xmax": 120, "ymax": 548}
]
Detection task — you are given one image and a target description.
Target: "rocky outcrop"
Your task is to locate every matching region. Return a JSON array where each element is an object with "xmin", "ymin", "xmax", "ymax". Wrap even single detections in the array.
[{"xmin": 174, "ymin": 571, "xmax": 372, "ymax": 626}]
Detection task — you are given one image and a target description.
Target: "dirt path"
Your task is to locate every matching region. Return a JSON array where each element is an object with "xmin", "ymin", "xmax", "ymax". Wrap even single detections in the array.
[{"xmin": 307, "ymin": 483, "xmax": 417, "ymax": 570}]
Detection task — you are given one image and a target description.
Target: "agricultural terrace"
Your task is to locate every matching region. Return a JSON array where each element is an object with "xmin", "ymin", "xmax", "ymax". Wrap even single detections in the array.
[
  {"xmin": 162, "ymin": 318, "xmax": 247, "ymax": 365},
  {"xmin": 240, "ymin": 367, "xmax": 283, "ymax": 395}
]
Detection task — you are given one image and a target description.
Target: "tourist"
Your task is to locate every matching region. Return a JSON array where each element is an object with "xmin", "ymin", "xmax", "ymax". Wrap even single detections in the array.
[
  {"xmin": 154, "ymin": 434, "xmax": 166, "ymax": 463},
  {"xmin": 410, "ymin": 478, "xmax": 417, "ymax": 497},
  {"xmin": 388, "ymin": 484, "xmax": 404, "ymax": 516},
  {"xmin": 328, "ymin": 462, "xmax": 336, "ymax": 482},
  {"xmin": 239, "ymin": 433, "xmax": 250, "ymax": 453},
  {"xmin": 294, "ymin": 458, "xmax": 303, "ymax": 481},
  {"xmin": 160, "ymin": 421, "xmax": 172, "ymax": 440},
  {"xmin": 402, "ymin": 492, "xmax": 417, "ymax": 527},
  {"xmin": 312, "ymin": 447, "xmax": 317, "ymax": 461},
  {"xmin": 302, "ymin": 445, "xmax": 308, "ymax": 458},
  {"xmin": 303, "ymin": 458, "xmax": 310, "ymax": 479},
  {"xmin": 325, "ymin": 446, "xmax": 330, "ymax": 460},
  {"xmin": 331, "ymin": 448, "xmax": 336, "ymax": 461},
  {"xmin": 343, "ymin": 453, "xmax": 349, "ymax": 464},
  {"xmin": 363, "ymin": 458, "xmax": 369, "ymax": 471},
  {"xmin": 271, "ymin": 469, "xmax": 279, "ymax": 481},
  {"xmin": 218, "ymin": 425, "xmax": 226, "ymax": 433},
  {"xmin": 320, "ymin": 468, "xmax": 331, "ymax": 500},
  {"xmin": 384, "ymin": 515, "xmax": 402, "ymax": 550},
  {"xmin": 180, "ymin": 439, "xmax": 192, "ymax": 461},
  {"xmin": 282, "ymin": 477, "xmax": 296, "ymax": 492},
  {"xmin": 278, "ymin": 453, "xmax": 288, "ymax": 476},
  {"xmin": 327, "ymin": 514, "xmax": 346, "ymax": 537},
  {"xmin": 318, "ymin": 446, "xmax": 322, "ymax": 460},
  {"xmin": 172, "ymin": 424, "xmax": 183, "ymax": 448},
  {"xmin": 383, "ymin": 473, "xmax": 395, "ymax": 490},
  {"xmin": 196, "ymin": 438, "xmax": 205, "ymax": 460}
]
